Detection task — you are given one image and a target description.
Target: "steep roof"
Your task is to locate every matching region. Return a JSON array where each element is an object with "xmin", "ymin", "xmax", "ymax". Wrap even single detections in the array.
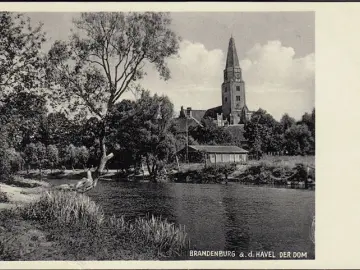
[
  {"xmin": 225, "ymin": 36, "xmax": 240, "ymax": 69},
  {"xmin": 203, "ymin": 105, "xmax": 223, "ymax": 119},
  {"xmin": 190, "ymin": 110, "xmax": 207, "ymax": 123},
  {"xmin": 188, "ymin": 145, "xmax": 248, "ymax": 153},
  {"xmin": 226, "ymin": 124, "xmax": 246, "ymax": 142},
  {"xmin": 172, "ymin": 117, "xmax": 200, "ymax": 133}
]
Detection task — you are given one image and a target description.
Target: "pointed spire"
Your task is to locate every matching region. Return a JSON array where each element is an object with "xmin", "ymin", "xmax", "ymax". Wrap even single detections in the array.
[{"xmin": 225, "ymin": 36, "xmax": 240, "ymax": 69}]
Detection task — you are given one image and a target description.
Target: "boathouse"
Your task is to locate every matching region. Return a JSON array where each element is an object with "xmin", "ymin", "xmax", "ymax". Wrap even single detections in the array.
[{"xmin": 179, "ymin": 145, "xmax": 249, "ymax": 164}]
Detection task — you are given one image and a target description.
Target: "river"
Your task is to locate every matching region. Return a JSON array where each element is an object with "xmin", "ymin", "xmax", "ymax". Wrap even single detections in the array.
[{"xmin": 49, "ymin": 180, "xmax": 315, "ymax": 259}]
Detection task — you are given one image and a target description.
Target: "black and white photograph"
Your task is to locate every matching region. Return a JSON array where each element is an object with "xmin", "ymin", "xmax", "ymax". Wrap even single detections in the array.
[{"xmin": 0, "ymin": 11, "xmax": 315, "ymax": 261}]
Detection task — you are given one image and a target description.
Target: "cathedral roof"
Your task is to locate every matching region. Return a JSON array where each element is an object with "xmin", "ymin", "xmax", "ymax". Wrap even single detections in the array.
[{"xmin": 225, "ymin": 36, "xmax": 240, "ymax": 69}]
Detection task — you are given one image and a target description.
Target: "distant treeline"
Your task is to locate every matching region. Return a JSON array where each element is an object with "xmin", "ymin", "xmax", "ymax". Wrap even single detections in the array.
[{"xmin": 182, "ymin": 108, "xmax": 315, "ymax": 159}]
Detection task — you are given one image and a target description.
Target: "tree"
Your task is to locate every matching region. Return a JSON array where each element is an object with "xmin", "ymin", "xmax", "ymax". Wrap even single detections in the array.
[
  {"xmin": 76, "ymin": 146, "xmax": 90, "ymax": 169},
  {"xmin": 64, "ymin": 144, "xmax": 78, "ymax": 170},
  {"xmin": 23, "ymin": 143, "xmax": 38, "ymax": 173},
  {"xmin": 37, "ymin": 112, "xmax": 73, "ymax": 147},
  {"xmin": 280, "ymin": 113, "xmax": 296, "ymax": 132},
  {"xmin": 47, "ymin": 144, "xmax": 59, "ymax": 172},
  {"xmin": 300, "ymin": 108, "xmax": 315, "ymax": 138},
  {"xmin": 46, "ymin": 12, "xmax": 180, "ymax": 177},
  {"xmin": 0, "ymin": 12, "xmax": 46, "ymax": 97},
  {"xmin": 35, "ymin": 142, "xmax": 47, "ymax": 176},
  {"xmin": 109, "ymin": 91, "xmax": 177, "ymax": 181},
  {"xmin": 0, "ymin": 91, "xmax": 48, "ymax": 150},
  {"xmin": 189, "ymin": 117, "xmax": 234, "ymax": 145},
  {"xmin": 134, "ymin": 92, "xmax": 177, "ymax": 181},
  {"xmin": 244, "ymin": 108, "xmax": 279, "ymax": 157},
  {"xmin": 6, "ymin": 148, "xmax": 24, "ymax": 173},
  {"xmin": 0, "ymin": 128, "xmax": 11, "ymax": 182},
  {"xmin": 283, "ymin": 124, "xmax": 313, "ymax": 155}
]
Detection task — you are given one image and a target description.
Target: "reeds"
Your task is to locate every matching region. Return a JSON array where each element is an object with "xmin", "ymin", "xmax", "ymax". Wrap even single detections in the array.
[
  {"xmin": 19, "ymin": 190, "xmax": 105, "ymax": 228},
  {"xmin": 7, "ymin": 190, "xmax": 189, "ymax": 259}
]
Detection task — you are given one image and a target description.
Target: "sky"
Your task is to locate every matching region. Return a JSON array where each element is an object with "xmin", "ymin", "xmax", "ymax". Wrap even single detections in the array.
[{"xmin": 26, "ymin": 12, "xmax": 315, "ymax": 120}]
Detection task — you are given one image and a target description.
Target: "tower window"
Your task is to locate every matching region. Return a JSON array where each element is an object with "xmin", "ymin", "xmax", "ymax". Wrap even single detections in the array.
[
  {"xmin": 225, "ymin": 97, "xmax": 227, "ymax": 102},
  {"xmin": 224, "ymin": 87, "xmax": 227, "ymax": 92},
  {"xmin": 236, "ymin": 86, "xmax": 240, "ymax": 91},
  {"xmin": 236, "ymin": 96, "xmax": 240, "ymax": 101}
]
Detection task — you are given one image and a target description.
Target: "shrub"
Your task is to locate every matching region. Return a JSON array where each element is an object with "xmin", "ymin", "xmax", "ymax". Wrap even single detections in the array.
[
  {"xmin": 0, "ymin": 189, "xmax": 9, "ymax": 203},
  {"xmin": 19, "ymin": 191, "xmax": 105, "ymax": 228},
  {"xmin": 239, "ymin": 162, "xmax": 312, "ymax": 185}
]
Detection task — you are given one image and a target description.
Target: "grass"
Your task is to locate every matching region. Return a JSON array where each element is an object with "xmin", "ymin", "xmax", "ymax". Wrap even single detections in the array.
[
  {"xmin": 248, "ymin": 155, "xmax": 315, "ymax": 168},
  {"xmin": 0, "ymin": 190, "xmax": 190, "ymax": 260}
]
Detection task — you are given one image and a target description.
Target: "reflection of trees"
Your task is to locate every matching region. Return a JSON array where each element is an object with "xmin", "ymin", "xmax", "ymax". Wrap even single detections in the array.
[
  {"xmin": 140, "ymin": 182, "xmax": 177, "ymax": 223},
  {"xmin": 221, "ymin": 194, "xmax": 251, "ymax": 252}
]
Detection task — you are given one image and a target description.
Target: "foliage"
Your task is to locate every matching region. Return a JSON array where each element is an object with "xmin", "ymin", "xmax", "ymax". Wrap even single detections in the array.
[
  {"xmin": 0, "ymin": 188, "xmax": 9, "ymax": 203},
  {"xmin": 37, "ymin": 112, "xmax": 73, "ymax": 147},
  {"xmin": 0, "ymin": 12, "xmax": 46, "ymax": 96},
  {"xmin": 109, "ymin": 91, "xmax": 177, "ymax": 181},
  {"xmin": 0, "ymin": 92, "xmax": 48, "ymax": 150},
  {"xmin": 45, "ymin": 12, "xmax": 180, "ymax": 173},
  {"xmin": 173, "ymin": 163, "xmax": 237, "ymax": 184},
  {"xmin": 239, "ymin": 162, "xmax": 313, "ymax": 185},
  {"xmin": 76, "ymin": 146, "xmax": 90, "ymax": 169},
  {"xmin": 189, "ymin": 117, "xmax": 234, "ymax": 145},
  {"xmin": 283, "ymin": 124, "xmax": 313, "ymax": 155},
  {"xmin": 46, "ymin": 144, "xmax": 59, "ymax": 171},
  {"xmin": 244, "ymin": 108, "xmax": 315, "ymax": 158},
  {"xmin": 6, "ymin": 148, "xmax": 24, "ymax": 173}
]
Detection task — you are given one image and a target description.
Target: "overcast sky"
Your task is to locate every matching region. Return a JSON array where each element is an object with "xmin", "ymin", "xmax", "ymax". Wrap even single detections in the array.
[{"xmin": 27, "ymin": 12, "xmax": 314, "ymax": 120}]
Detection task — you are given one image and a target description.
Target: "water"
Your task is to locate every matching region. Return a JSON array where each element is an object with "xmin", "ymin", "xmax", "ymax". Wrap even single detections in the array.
[{"xmin": 49, "ymin": 180, "xmax": 315, "ymax": 259}]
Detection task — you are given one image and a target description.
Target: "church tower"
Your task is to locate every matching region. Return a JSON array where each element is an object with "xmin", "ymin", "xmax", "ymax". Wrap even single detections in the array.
[{"xmin": 221, "ymin": 36, "xmax": 248, "ymax": 124}]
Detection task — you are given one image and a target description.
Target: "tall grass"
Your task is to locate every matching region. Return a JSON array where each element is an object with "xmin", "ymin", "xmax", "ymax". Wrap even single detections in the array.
[
  {"xmin": 20, "ymin": 191, "xmax": 105, "ymax": 228},
  {"xmin": 6, "ymin": 190, "xmax": 189, "ymax": 259}
]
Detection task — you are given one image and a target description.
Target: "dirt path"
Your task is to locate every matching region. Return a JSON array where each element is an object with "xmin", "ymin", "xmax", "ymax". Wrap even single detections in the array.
[{"xmin": 0, "ymin": 178, "xmax": 50, "ymax": 210}]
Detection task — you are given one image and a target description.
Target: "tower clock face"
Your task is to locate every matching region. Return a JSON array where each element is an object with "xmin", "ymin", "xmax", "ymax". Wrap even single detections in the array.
[{"xmin": 235, "ymin": 73, "xmax": 241, "ymax": 80}]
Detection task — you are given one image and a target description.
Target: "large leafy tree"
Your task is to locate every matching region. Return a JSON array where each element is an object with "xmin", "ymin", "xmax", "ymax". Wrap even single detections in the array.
[
  {"xmin": 0, "ymin": 12, "xmax": 46, "ymax": 96},
  {"xmin": 46, "ymin": 12, "xmax": 180, "ymax": 176},
  {"xmin": 37, "ymin": 112, "xmax": 73, "ymax": 147},
  {"xmin": 283, "ymin": 123, "xmax": 313, "ymax": 155},
  {"xmin": 109, "ymin": 91, "xmax": 176, "ymax": 181},
  {"xmin": 189, "ymin": 117, "xmax": 234, "ymax": 145},
  {"xmin": 0, "ymin": 91, "xmax": 48, "ymax": 150},
  {"xmin": 244, "ymin": 109, "xmax": 280, "ymax": 157}
]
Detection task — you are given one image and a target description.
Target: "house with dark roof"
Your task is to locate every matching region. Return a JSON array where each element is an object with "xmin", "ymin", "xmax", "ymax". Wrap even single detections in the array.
[{"xmin": 178, "ymin": 145, "xmax": 249, "ymax": 164}]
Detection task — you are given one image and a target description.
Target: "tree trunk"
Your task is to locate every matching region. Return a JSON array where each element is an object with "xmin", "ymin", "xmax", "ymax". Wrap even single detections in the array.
[{"xmin": 95, "ymin": 135, "xmax": 114, "ymax": 178}]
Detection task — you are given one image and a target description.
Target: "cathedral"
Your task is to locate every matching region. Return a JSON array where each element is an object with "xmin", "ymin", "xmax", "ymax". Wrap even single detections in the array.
[{"xmin": 178, "ymin": 36, "xmax": 253, "ymax": 128}]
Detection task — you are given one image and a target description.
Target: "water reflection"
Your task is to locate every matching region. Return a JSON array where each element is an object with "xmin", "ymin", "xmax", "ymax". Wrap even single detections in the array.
[{"xmin": 48, "ymin": 180, "xmax": 315, "ymax": 258}]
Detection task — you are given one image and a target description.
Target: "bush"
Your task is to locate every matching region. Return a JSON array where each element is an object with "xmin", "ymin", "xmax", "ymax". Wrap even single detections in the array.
[
  {"xmin": 239, "ymin": 162, "xmax": 312, "ymax": 185},
  {"xmin": 0, "ymin": 148, "xmax": 11, "ymax": 183},
  {"xmin": 0, "ymin": 189, "xmax": 9, "ymax": 203},
  {"xmin": 173, "ymin": 163, "xmax": 237, "ymax": 184},
  {"xmin": 19, "ymin": 191, "xmax": 104, "ymax": 228}
]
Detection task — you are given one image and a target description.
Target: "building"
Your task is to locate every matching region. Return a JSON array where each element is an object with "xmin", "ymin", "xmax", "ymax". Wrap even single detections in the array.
[
  {"xmin": 173, "ymin": 36, "xmax": 254, "ymax": 146},
  {"xmin": 178, "ymin": 145, "xmax": 249, "ymax": 164},
  {"xmin": 221, "ymin": 35, "xmax": 253, "ymax": 125}
]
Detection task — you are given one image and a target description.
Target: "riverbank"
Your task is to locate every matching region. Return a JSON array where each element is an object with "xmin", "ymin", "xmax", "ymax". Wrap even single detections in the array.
[{"xmin": 0, "ymin": 179, "xmax": 189, "ymax": 260}]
